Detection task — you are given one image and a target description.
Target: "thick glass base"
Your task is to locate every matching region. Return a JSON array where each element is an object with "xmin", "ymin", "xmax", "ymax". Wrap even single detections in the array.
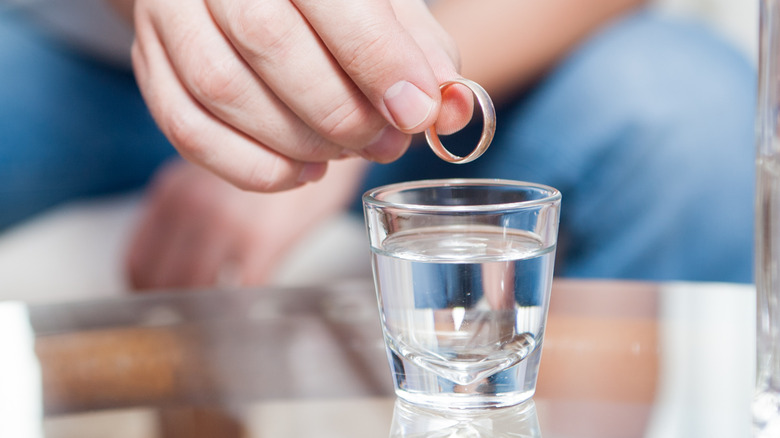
[
  {"xmin": 396, "ymin": 387, "xmax": 535, "ymax": 410},
  {"xmin": 387, "ymin": 345, "xmax": 542, "ymax": 410}
]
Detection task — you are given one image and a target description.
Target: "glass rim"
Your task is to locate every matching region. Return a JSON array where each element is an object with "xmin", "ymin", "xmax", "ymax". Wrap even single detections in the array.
[{"xmin": 362, "ymin": 178, "xmax": 561, "ymax": 213}]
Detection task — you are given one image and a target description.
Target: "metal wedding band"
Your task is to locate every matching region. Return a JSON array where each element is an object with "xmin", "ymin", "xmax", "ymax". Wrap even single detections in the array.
[{"xmin": 424, "ymin": 78, "xmax": 496, "ymax": 164}]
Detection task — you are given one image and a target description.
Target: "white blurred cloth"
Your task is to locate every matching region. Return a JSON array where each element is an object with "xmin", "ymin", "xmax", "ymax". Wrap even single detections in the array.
[
  {"xmin": 653, "ymin": 0, "xmax": 758, "ymax": 61},
  {"xmin": 0, "ymin": 194, "xmax": 371, "ymax": 304},
  {"xmin": 0, "ymin": 302, "xmax": 43, "ymax": 438},
  {"xmin": 646, "ymin": 282, "xmax": 755, "ymax": 438}
]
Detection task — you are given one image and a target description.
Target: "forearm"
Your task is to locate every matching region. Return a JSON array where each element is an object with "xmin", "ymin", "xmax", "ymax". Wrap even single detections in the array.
[{"xmin": 431, "ymin": 0, "xmax": 645, "ymax": 102}]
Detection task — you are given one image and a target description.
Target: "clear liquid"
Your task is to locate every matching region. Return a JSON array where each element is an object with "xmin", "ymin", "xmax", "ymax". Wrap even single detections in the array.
[{"xmin": 372, "ymin": 225, "xmax": 555, "ymax": 408}]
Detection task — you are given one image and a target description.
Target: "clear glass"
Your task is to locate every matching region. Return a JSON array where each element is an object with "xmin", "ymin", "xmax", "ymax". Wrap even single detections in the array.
[
  {"xmin": 756, "ymin": 1, "xmax": 780, "ymax": 434},
  {"xmin": 389, "ymin": 398, "xmax": 541, "ymax": 437},
  {"xmin": 363, "ymin": 179, "xmax": 561, "ymax": 409}
]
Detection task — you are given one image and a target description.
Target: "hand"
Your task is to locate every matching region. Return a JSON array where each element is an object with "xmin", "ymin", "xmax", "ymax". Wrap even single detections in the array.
[
  {"xmin": 125, "ymin": 159, "xmax": 366, "ymax": 290},
  {"xmin": 131, "ymin": 0, "xmax": 472, "ymax": 192}
]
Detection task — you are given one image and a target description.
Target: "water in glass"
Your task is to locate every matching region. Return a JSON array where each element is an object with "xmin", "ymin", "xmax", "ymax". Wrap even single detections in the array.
[{"xmin": 371, "ymin": 224, "xmax": 555, "ymax": 409}]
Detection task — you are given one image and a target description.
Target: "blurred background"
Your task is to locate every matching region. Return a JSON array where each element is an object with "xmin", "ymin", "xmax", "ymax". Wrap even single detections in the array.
[{"xmin": 0, "ymin": 0, "xmax": 759, "ymax": 304}]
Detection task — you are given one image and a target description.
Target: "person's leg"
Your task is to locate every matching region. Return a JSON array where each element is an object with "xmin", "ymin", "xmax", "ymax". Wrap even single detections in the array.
[
  {"xmin": 0, "ymin": 11, "xmax": 176, "ymax": 230},
  {"xmin": 360, "ymin": 11, "xmax": 756, "ymax": 283}
]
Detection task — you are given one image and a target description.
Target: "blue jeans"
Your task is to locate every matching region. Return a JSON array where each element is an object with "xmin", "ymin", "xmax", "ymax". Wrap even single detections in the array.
[
  {"xmin": 0, "ymin": 10, "xmax": 176, "ymax": 230},
  {"xmin": 1, "ymin": 11, "xmax": 756, "ymax": 283}
]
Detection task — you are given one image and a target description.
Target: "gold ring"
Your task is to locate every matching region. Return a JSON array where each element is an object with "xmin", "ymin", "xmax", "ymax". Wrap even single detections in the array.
[{"xmin": 424, "ymin": 78, "xmax": 496, "ymax": 164}]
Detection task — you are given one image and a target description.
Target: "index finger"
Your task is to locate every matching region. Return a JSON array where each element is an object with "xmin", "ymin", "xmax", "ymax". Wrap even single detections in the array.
[{"xmin": 293, "ymin": 0, "xmax": 451, "ymax": 133}]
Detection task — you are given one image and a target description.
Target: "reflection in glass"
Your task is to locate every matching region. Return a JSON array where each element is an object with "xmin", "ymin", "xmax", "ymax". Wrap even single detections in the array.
[
  {"xmin": 757, "ymin": 0, "xmax": 780, "ymax": 434},
  {"xmin": 389, "ymin": 398, "xmax": 541, "ymax": 438}
]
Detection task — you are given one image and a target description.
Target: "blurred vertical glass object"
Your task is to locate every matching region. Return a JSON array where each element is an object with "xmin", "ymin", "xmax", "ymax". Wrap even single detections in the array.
[{"xmin": 756, "ymin": 1, "xmax": 780, "ymax": 435}]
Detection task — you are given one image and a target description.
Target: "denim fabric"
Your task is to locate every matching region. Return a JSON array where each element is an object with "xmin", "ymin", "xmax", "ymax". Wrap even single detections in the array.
[
  {"xmin": 0, "ymin": 11, "xmax": 756, "ymax": 282},
  {"xmin": 0, "ymin": 10, "xmax": 176, "ymax": 230},
  {"xmin": 359, "ymin": 12, "xmax": 756, "ymax": 283}
]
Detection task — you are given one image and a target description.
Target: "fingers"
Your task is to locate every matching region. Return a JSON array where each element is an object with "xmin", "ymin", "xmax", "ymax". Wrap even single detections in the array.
[
  {"xmin": 296, "ymin": 0, "xmax": 473, "ymax": 136},
  {"xmin": 133, "ymin": 0, "xmax": 472, "ymax": 192},
  {"xmin": 126, "ymin": 163, "xmax": 228, "ymax": 289},
  {"xmin": 126, "ymin": 160, "xmax": 315, "ymax": 290},
  {"xmin": 133, "ymin": 7, "xmax": 327, "ymax": 191},
  {"xmin": 205, "ymin": 0, "xmax": 412, "ymax": 161},
  {"xmin": 142, "ymin": 0, "xmax": 356, "ymax": 163},
  {"xmin": 295, "ymin": 0, "xmax": 443, "ymax": 132},
  {"xmin": 432, "ymin": 81, "xmax": 476, "ymax": 136},
  {"xmin": 128, "ymin": 218, "xmax": 226, "ymax": 290},
  {"xmin": 126, "ymin": 158, "xmax": 369, "ymax": 291},
  {"xmin": 126, "ymin": 162, "xmax": 270, "ymax": 290},
  {"xmin": 391, "ymin": 0, "xmax": 474, "ymax": 135}
]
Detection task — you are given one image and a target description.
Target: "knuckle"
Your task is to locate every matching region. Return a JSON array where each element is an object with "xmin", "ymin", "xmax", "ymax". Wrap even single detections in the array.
[
  {"xmin": 163, "ymin": 110, "xmax": 195, "ymax": 148},
  {"xmin": 260, "ymin": 120, "xmax": 343, "ymax": 161},
  {"xmin": 296, "ymin": 131, "xmax": 345, "ymax": 161},
  {"xmin": 236, "ymin": 156, "xmax": 295, "ymax": 193},
  {"xmin": 226, "ymin": 3, "xmax": 295, "ymax": 58},
  {"xmin": 315, "ymin": 97, "xmax": 383, "ymax": 147},
  {"xmin": 188, "ymin": 58, "xmax": 244, "ymax": 106},
  {"xmin": 338, "ymin": 25, "xmax": 400, "ymax": 79},
  {"xmin": 163, "ymin": 110, "xmax": 205, "ymax": 158}
]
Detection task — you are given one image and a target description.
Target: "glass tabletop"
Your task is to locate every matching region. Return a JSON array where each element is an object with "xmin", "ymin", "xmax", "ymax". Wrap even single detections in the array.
[{"xmin": 0, "ymin": 279, "xmax": 755, "ymax": 437}]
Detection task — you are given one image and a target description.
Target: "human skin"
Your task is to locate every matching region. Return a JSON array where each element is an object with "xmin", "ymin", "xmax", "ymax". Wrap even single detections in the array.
[
  {"xmin": 126, "ymin": 158, "xmax": 369, "ymax": 289},
  {"xmin": 119, "ymin": 0, "xmax": 471, "ymax": 192}
]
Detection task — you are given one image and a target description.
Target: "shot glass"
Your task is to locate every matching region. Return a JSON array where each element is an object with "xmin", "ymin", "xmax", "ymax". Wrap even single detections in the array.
[{"xmin": 363, "ymin": 179, "xmax": 561, "ymax": 409}]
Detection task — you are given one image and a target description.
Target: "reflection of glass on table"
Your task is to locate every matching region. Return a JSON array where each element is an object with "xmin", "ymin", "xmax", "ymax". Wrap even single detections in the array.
[{"xmin": 389, "ymin": 397, "xmax": 541, "ymax": 438}]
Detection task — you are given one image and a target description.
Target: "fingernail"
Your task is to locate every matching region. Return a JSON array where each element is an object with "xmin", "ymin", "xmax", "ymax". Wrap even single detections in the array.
[
  {"xmin": 362, "ymin": 126, "xmax": 408, "ymax": 162},
  {"xmin": 297, "ymin": 162, "xmax": 327, "ymax": 183},
  {"xmin": 383, "ymin": 80, "xmax": 435, "ymax": 131}
]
